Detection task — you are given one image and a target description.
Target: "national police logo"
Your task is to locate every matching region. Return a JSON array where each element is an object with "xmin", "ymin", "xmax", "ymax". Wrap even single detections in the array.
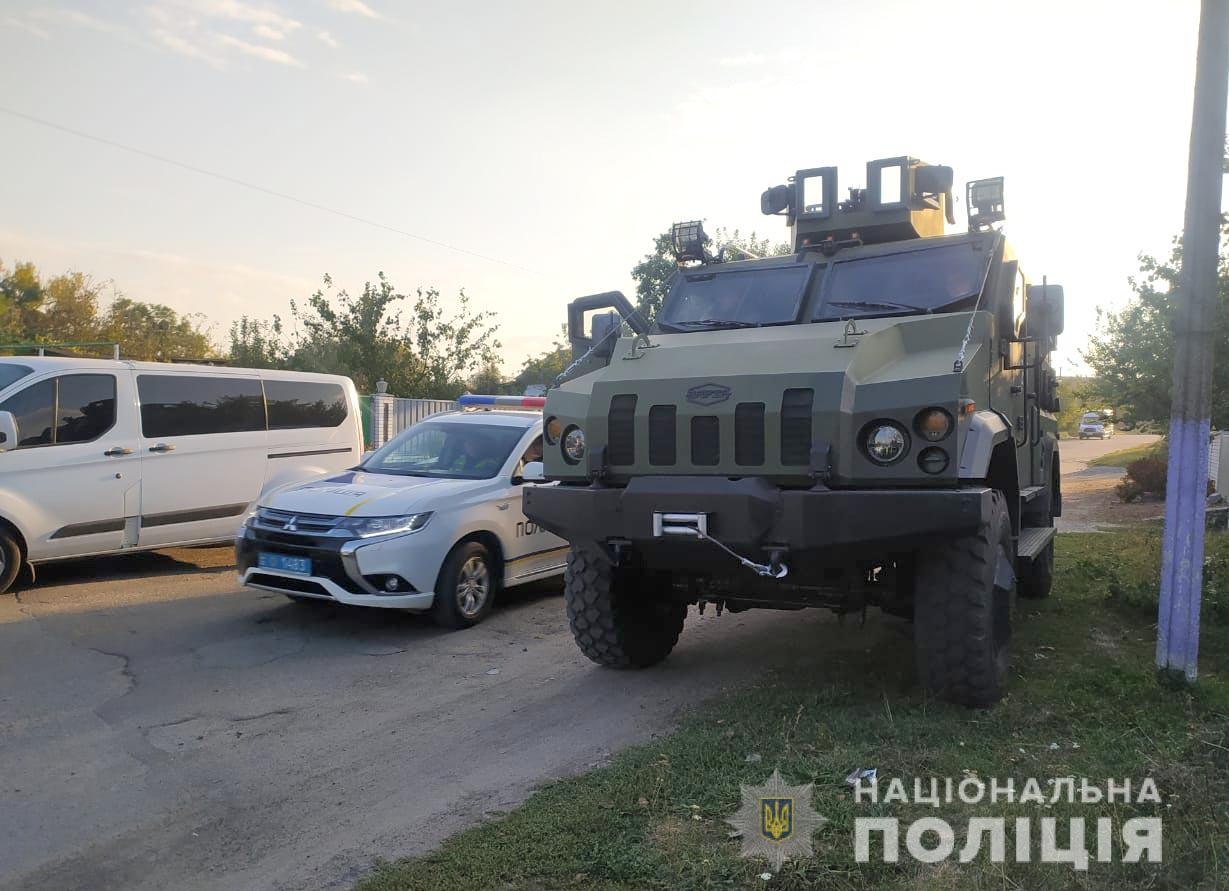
[{"xmin": 727, "ymin": 769, "xmax": 826, "ymax": 871}]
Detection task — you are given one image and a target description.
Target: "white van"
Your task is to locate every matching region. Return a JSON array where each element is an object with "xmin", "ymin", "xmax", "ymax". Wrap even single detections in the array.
[{"xmin": 0, "ymin": 357, "xmax": 363, "ymax": 592}]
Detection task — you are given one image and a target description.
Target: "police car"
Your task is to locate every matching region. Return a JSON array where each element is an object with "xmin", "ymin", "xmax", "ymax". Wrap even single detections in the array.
[{"xmin": 236, "ymin": 396, "xmax": 566, "ymax": 628}]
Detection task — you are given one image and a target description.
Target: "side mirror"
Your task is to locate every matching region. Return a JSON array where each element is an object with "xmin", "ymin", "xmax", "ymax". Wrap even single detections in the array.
[
  {"xmin": 0, "ymin": 411, "xmax": 16, "ymax": 452},
  {"xmin": 521, "ymin": 461, "xmax": 545, "ymax": 483},
  {"xmin": 1027, "ymin": 283, "xmax": 1065, "ymax": 341},
  {"xmin": 589, "ymin": 311, "xmax": 621, "ymax": 360}
]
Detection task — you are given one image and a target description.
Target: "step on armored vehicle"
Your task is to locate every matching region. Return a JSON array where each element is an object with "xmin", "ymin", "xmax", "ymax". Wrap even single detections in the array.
[{"xmin": 524, "ymin": 157, "xmax": 1064, "ymax": 707}]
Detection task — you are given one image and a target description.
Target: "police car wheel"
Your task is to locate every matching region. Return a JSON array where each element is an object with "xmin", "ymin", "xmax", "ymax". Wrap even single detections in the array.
[
  {"xmin": 913, "ymin": 489, "xmax": 1014, "ymax": 708},
  {"xmin": 0, "ymin": 530, "xmax": 20, "ymax": 594},
  {"xmin": 564, "ymin": 543, "xmax": 685, "ymax": 669},
  {"xmin": 432, "ymin": 541, "xmax": 495, "ymax": 629}
]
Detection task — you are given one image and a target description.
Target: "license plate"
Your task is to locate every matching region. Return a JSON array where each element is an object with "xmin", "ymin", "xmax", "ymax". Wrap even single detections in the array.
[{"xmin": 258, "ymin": 552, "xmax": 312, "ymax": 575}]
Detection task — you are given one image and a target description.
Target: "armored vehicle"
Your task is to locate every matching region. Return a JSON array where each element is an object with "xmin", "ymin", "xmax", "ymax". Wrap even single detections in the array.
[{"xmin": 524, "ymin": 156, "xmax": 1064, "ymax": 707}]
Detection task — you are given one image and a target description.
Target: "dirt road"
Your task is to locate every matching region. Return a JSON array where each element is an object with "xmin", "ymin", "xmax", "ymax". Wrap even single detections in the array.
[
  {"xmin": 0, "ymin": 550, "xmax": 830, "ymax": 891},
  {"xmin": 1056, "ymin": 433, "xmax": 1163, "ymax": 532}
]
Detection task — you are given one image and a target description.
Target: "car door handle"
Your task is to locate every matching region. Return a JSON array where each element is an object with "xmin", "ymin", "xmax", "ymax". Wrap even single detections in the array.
[
  {"xmin": 104, "ymin": 446, "xmax": 134, "ymax": 457},
  {"xmin": 148, "ymin": 443, "xmax": 176, "ymax": 453},
  {"xmin": 497, "ymin": 502, "xmax": 510, "ymax": 511}
]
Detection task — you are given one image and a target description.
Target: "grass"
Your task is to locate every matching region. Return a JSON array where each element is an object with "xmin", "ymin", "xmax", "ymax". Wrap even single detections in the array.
[
  {"xmin": 357, "ymin": 531, "xmax": 1229, "ymax": 891},
  {"xmin": 1089, "ymin": 441, "xmax": 1165, "ymax": 468}
]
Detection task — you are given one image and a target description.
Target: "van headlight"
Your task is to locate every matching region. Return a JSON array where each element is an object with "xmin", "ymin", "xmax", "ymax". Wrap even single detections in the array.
[
  {"xmin": 562, "ymin": 426, "xmax": 586, "ymax": 464},
  {"xmin": 338, "ymin": 512, "xmax": 433, "ymax": 538}
]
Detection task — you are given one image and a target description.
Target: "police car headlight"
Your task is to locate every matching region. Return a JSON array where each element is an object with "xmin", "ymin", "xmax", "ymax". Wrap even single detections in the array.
[
  {"xmin": 562, "ymin": 426, "xmax": 586, "ymax": 464},
  {"xmin": 339, "ymin": 512, "xmax": 433, "ymax": 538},
  {"xmin": 862, "ymin": 422, "xmax": 908, "ymax": 465}
]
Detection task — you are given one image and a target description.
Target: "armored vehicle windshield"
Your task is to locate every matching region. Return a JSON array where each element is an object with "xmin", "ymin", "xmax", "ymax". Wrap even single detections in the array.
[{"xmin": 657, "ymin": 236, "xmax": 992, "ymax": 332}]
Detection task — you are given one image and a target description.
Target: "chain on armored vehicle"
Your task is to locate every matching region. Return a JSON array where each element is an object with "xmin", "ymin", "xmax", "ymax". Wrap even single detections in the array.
[{"xmin": 524, "ymin": 156, "xmax": 1065, "ymax": 707}]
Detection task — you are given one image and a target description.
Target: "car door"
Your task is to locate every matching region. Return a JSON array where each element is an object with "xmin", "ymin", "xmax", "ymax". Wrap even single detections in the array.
[
  {"xmin": 135, "ymin": 371, "xmax": 268, "ymax": 547},
  {"xmin": 0, "ymin": 369, "xmax": 140, "ymax": 561},
  {"xmin": 499, "ymin": 433, "xmax": 567, "ymax": 585}
]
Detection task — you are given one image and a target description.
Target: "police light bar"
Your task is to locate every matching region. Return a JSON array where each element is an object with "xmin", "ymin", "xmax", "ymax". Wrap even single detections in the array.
[{"xmin": 458, "ymin": 394, "xmax": 547, "ymax": 409}]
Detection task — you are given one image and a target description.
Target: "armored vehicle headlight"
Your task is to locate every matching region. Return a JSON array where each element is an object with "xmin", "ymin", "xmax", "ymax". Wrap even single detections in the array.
[
  {"xmin": 863, "ymin": 422, "xmax": 908, "ymax": 465},
  {"xmin": 914, "ymin": 408, "xmax": 954, "ymax": 442},
  {"xmin": 918, "ymin": 447, "xmax": 950, "ymax": 475},
  {"xmin": 544, "ymin": 416, "xmax": 562, "ymax": 445},
  {"xmin": 562, "ymin": 426, "xmax": 586, "ymax": 464}
]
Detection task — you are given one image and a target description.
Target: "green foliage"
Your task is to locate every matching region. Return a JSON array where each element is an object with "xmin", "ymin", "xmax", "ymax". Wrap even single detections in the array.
[
  {"xmin": 0, "ymin": 259, "xmax": 212, "ymax": 360},
  {"xmin": 509, "ymin": 324, "xmax": 569, "ymax": 394},
  {"xmin": 1055, "ymin": 376, "xmax": 1100, "ymax": 434},
  {"xmin": 228, "ymin": 273, "xmax": 501, "ymax": 400},
  {"xmin": 1083, "ymin": 223, "xmax": 1229, "ymax": 426},
  {"xmin": 630, "ymin": 227, "xmax": 792, "ymax": 319},
  {"xmin": 1115, "ymin": 445, "xmax": 1169, "ymax": 503}
]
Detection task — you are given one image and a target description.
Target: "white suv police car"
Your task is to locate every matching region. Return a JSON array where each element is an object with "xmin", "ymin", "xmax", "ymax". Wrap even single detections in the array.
[{"xmin": 236, "ymin": 398, "xmax": 566, "ymax": 628}]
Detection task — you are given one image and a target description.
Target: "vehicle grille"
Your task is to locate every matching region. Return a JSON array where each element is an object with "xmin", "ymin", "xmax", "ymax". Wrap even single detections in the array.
[
  {"xmin": 608, "ymin": 394, "xmax": 637, "ymax": 465},
  {"xmin": 604, "ymin": 389, "xmax": 813, "ymax": 471},
  {"xmin": 780, "ymin": 388, "xmax": 814, "ymax": 465},
  {"xmin": 648, "ymin": 404, "xmax": 677, "ymax": 465},
  {"xmin": 255, "ymin": 508, "xmax": 348, "ymax": 537},
  {"xmin": 735, "ymin": 402, "xmax": 765, "ymax": 466},
  {"xmin": 690, "ymin": 416, "xmax": 720, "ymax": 466}
]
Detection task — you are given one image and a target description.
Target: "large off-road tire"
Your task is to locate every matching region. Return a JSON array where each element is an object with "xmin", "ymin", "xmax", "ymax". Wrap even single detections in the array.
[
  {"xmin": 914, "ymin": 490, "xmax": 1015, "ymax": 708},
  {"xmin": 565, "ymin": 544, "xmax": 686, "ymax": 668},
  {"xmin": 0, "ymin": 530, "xmax": 21, "ymax": 594}
]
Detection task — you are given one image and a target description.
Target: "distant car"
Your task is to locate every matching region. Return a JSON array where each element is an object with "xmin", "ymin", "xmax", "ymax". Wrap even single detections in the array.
[
  {"xmin": 236, "ymin": 406, "xmax": 567, "ymax": 628},
  {"xmin": 1078, "ymin": 411, "xmax": 1114, "ymax": 440},
  {"xmin": 0, "ymin": 357, "xmax": 362, "ymax": 593}
]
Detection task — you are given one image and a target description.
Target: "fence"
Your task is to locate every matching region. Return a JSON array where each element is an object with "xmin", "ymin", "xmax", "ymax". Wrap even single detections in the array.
[{"xmin": 367, "ymin": 391, "xmax": 457, "ymax": 449}]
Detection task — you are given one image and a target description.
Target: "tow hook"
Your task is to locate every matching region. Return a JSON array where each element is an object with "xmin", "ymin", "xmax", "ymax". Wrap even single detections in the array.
[{"xmin": 652, "ymin": 512, "xmax": 789, "ymax": 579}]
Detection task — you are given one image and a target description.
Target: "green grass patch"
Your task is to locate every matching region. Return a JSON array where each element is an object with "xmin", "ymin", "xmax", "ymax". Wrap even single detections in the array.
[
  {"xmin": 358, "ymin": 531, "xmax": 1229, "ymax": 890},
  {"xmin": 1088, "ymin": 441, "xmax": 1165, "ymax": 468}
]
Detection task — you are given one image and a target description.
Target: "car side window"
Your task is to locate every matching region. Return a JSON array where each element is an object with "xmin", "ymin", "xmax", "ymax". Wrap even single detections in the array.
[
  {"xmin": 513, "ymin": 435, "xmax": 543, "ymax": 481},
  {"xmin": 0, "ymin": 374, "xmax": 116, "ymax": 448},
  {"xmin": 137, "ymin": 374, "xmax": 264, "ymax": 437}
]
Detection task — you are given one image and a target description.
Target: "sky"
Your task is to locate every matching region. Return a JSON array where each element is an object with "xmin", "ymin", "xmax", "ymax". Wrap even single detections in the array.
[{"xmin": 0, "ymin": 0, "xmax": 1213, "ymax": 379}]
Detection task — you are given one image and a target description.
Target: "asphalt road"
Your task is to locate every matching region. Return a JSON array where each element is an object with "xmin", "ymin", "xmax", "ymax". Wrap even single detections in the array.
[
  {"xmin": 1, "ymin": 546, "xmax": 837, "ymax": 891},
  {"xmin": 1058, "ymin": 432, "xmax": 1160, "ymax": 476},
  {"xmin": 0, "ymin": 433, "xmax": 1151, "ymax": 891}
]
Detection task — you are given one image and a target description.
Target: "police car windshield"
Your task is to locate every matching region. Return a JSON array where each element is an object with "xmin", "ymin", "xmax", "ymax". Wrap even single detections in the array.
[
  {"xmin": 814, "ymin": 242, "xmax": 989, "ymax": 320},
  {"xmin": 658, "ymin": 265, "xmax": 814, "ymax": 331},
  {"xmin": 362, "ymin": 420, "xmax": 525, "ymax": 480}
]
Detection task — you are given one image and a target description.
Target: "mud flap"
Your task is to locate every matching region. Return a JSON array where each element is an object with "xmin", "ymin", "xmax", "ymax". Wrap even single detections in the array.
[{"xmin": 994, "ymin": 544, "xmax": 1016, "ymax": 592}]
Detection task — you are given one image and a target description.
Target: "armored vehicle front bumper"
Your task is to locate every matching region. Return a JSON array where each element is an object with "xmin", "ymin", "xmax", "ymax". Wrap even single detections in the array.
[{"xmin": 524, "ymin": 477, "xmax": 992, "ymax": 553}]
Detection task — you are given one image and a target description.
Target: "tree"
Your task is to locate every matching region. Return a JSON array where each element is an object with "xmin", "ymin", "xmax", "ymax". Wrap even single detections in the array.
[
  {"xmin": 1083, "ymin": 223, "xmax": 1229, "ymax": 427},
  {"xmin": 97, "ymin": 297, "xmax": 213, "ymax": 361},
  {"xmin": 0, "ymin": 259, "xmax": 214, "ymax": 360},
  {"xmin": 629, "ymin": 227, "xmax": 792, "ymax": 318},
  {"xmin": 510, "ymin": 325, "xmax": 570, "ymax": 393},
  {"xmin": 231, "ymin": 272, "xmax": 502, "ymax": 399}
]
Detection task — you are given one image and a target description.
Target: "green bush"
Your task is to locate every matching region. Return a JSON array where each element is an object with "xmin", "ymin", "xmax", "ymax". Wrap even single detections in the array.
[{"xmin": 1116, "ymin": 444, "xmax": 1168, "ymax": 502}]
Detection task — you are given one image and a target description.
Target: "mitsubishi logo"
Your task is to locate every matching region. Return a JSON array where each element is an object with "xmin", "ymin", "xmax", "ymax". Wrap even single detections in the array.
[{"xmin": 284, "ymin": 515, "xmax": 299, "ymax": 532}]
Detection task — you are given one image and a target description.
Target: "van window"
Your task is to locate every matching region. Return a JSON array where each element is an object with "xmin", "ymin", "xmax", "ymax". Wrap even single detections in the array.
[
  {"xmin": 0, "ymin": 374, "xmax": 117, "ymax": 447},
  {"xmin": 138, "ymin": 374, "xmax": 265, "ymax": 437},
  {"xmin": 57, "ymin": 375, "xmax": 118, "ymax": 443},
  {"xmin": 0, "ymin": 364, "xmax": 33, "ymax": 391},
  {"xmin": 264, "ymin": 379, "xmax": 348, "ymax": 429}
]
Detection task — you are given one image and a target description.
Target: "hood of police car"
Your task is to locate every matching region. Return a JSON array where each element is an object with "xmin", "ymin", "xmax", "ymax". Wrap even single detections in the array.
[{"xmin": 261, "ymin": 469, "xmax": 492, "ymax": 517}]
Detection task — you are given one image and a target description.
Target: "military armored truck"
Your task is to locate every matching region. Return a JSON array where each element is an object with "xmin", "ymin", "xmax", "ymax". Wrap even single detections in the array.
[{"xmin": 524, "ymin": 156, "xmax": 1064, "ymax": 707}]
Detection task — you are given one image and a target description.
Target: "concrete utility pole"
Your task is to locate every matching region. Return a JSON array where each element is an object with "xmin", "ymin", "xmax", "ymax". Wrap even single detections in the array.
[{"xmin": 1158, "ymin": 0, "xmax": 1229, "ymax": 681}]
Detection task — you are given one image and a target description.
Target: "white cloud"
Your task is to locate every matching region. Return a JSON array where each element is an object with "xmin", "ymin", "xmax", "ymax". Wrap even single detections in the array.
[
  {"xmin": 217, "ymin": 34, "xmax": 303, "ymax": 67},
  {"xmin": 1, "ymin": 16, "xmax": 50, "ymax": 39},
  {"xmin": 252, "ymin": 24, "xmax": 286, "ymax": 40},
  {"xmin": 327, "ymin": 0, "xmax": 379, "ymax": 19},
  {"xmin": 719, "ymin": 52, "xmax": 766, "ymax": 68},
  {"xmin": 341, "ymin": 71, "xmax": 368, "ymax": 84},
  {"xmin": 189, "ymin": 0, "xmax": 301, "ymax": 32},
  {"xmin": 317, "ymin": 29, "xmax": 338, "ymax": 48},
  {"xmin": 153, "ymin": 28, "xmax": 225, "ymax": 66}
]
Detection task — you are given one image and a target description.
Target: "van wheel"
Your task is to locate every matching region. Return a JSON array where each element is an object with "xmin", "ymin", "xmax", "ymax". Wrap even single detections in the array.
[
  {"xmin": 0, "ymin": 531, "xmax": 21, "ymax": 594},
  {"xmin": 913, "ymin": 490, "xmax": 1015, "ymax": 708},
  {"xmin": 432, "ymin": 541, "xmax": 496, "ymax": 629}
]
